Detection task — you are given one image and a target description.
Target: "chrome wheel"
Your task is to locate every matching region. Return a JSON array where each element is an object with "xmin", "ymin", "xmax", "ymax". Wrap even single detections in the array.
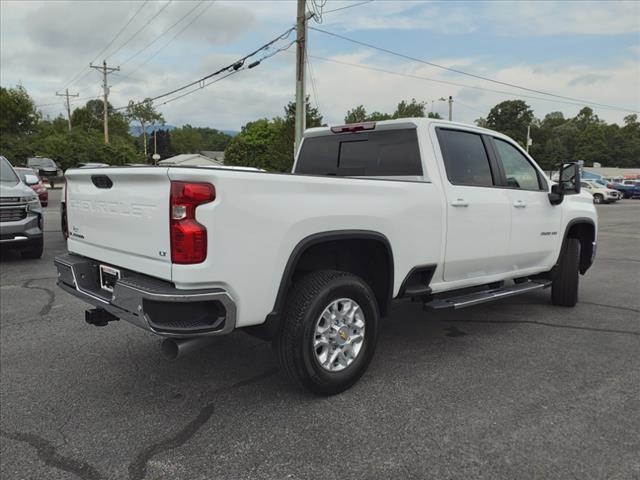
[{"xmin": 313, "ymin": 298, "xmax": 365, "ymax": 372}]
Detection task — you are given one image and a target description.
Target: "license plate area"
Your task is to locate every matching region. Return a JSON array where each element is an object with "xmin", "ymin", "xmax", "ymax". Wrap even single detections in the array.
[{"xmin": 99, "ymin": 264, "xmax": 121, "ymax": 292}]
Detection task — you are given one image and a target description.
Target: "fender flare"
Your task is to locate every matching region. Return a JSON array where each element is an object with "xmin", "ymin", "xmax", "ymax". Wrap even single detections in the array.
[{"xmin": 264, "ymin": 229, "xmax": 394, "ymax": 329}]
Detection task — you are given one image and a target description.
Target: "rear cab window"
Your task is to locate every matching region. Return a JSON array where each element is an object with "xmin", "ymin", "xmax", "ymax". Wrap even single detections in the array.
[
  {"xmin": 436, "ymin": 129, "xmax": 495, "ymax": 187},
  {"xmin": 295, "ymin": 128, "xmax": 423, "ymax": 178}
]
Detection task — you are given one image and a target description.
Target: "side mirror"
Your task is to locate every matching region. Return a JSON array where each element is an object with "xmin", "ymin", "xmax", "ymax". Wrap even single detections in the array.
[
  {"xmin": 559, "ymin": 162, "xmax": 581, "ymax": 195},
  {"xmin": 24, "ymin": 174, "xmax": 39, "ymax": 185},
  {"xmin": 548, "ymin": 162, "xmax": 580, "ymax": 205}
]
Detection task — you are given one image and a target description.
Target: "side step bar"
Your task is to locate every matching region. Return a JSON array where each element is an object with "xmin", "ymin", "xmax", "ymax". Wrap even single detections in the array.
[{"xmin": 424, "ymin": 280, "xmax": 551, "ymax": 311}]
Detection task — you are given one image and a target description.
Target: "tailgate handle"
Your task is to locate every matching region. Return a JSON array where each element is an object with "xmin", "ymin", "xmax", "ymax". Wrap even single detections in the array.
[{"xmin": 91, "ymin": 175, "xmax": 113, "ymax": 189}]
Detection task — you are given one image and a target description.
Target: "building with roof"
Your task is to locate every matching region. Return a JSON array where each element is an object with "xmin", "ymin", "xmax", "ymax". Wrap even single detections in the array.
[
  {"xmin": 157, "ymin": 153, "xmax": 223, "ymax": 167},
  {"xmin": 582, "ymin": 167, "xmax": 640, "ymax": 181}
]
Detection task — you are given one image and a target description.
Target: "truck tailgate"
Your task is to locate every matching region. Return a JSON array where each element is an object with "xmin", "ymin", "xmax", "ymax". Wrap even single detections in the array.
[{"xmin": 65, "ymin": 167, "xmax": 172, "ymax": 281}]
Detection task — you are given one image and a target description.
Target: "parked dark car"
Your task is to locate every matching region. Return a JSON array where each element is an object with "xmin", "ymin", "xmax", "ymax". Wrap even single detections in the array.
[
  {"xmin": 27, "ymin": 157, "xmax": 62, "ymax": 189},
  {"xmin": 14, "ymin": 167, "xmax": 48, "ymax": 207},
  {"xmin": 610, "ymin": 181, "xmax": 640, "ymax": 199}
]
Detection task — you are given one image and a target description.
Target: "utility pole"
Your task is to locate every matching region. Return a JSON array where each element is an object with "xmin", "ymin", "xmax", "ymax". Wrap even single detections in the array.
[
  {"xmin": 56, "ymin": 88, "xmax": 79, "ymax": 131},
  {"xmin": 448, "ymin": 95, "xmax": 453, "ymax": 121},
  {"xmin": 90, "ymin": 61, "xmax": 120, "ymax": 144},
  {"xmin": 294, "ymin": 0, "xmax": 307, "ymax": 154},
  {"xmin": 526, "ymin": 125, "xmax": 532, "ymax": 153}
]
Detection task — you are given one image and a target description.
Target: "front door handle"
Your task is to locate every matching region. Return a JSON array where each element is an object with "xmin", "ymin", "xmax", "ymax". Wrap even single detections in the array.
[
  {"xmin": 513, "ymin": 200, "xmax": 527, "ymax": 208},
  {"xmin": 451, "ymin": 198, "xmax": 469, "ymax": 207}
]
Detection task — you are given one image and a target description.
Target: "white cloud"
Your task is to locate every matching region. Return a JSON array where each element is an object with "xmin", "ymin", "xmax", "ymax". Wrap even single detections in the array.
[
  {"xmin": 2, "ymin": 1, "xmax": 638, "ymax": 130},
  {"xmin": 485, "ymin": 1, "xmax": 640, "ymax": 36}
]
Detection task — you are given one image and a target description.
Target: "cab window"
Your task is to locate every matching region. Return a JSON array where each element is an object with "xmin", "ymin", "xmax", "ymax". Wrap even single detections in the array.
[
  {"xmin": 493, "ymin": 139, "xmax": 543, "ymax": 191},
  {"xmin": 436, "ymin": 129, "xmax": 494, "ymax": 187}
]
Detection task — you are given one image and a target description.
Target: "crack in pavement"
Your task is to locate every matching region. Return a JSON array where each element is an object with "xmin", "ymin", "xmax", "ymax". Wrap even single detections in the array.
[
  {"xmin": 21, "ymin": 279, "xmax": 56, "ymax": 316},
  {"xmin": 580, "ymin": 301, "xmax": 640, "ymax": 314},
  {"xmin": 1, "ymin": 430, "xmax": 104, "ymax": 480},
  {"xmin": 128, "ymin": 367, "xmax": 278, "ymax": 480},
  {"xmin": 446, "ymin": 318, "xmax": 639, "ymax": 336},
  {"xmin": 596, "ymin": 257, "xmax": 640, "ymax": 263},
  {"xmin": 502, "ymin": 300, "xmax": 640, "ymax": 315}
]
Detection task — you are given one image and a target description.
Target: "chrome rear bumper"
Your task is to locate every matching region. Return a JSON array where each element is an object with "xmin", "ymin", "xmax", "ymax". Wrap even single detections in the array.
[{"xmin": 54, "ymin": 253, "xmax": 236, "ymax": 337}]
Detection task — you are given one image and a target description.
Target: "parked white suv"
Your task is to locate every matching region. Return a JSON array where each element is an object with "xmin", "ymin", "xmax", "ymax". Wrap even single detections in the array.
[
  {"xmin": 580, "ymin": 180, "xmax": 620, "ymax": 204},
  {"xmin": 55, "ymin": 119, "xmax": 597, "ymax": 395}
]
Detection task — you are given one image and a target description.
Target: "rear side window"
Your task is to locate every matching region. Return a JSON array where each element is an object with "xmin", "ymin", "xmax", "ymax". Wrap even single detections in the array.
[
  {"xmin": 437, "ymin": 129, "xmax": 494, "ymax": 187},
  {"xmin": 493, "ymin": 138, "xmax": 543, "ymax": 190},
  {"xmin": 296, "ymin": 129, "xmax": 422, "ymax": 176}
]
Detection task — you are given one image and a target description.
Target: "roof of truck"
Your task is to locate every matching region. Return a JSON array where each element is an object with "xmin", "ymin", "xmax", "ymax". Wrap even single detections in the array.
[{"xmin": 304, "ymin": 118, "xmax": 501, "ymax": 139}]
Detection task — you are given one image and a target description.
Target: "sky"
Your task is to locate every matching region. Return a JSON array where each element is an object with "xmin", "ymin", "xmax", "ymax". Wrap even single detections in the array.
[{"xmin": 1, "ymin": 0, "xmax": 639, "ymax": 130}]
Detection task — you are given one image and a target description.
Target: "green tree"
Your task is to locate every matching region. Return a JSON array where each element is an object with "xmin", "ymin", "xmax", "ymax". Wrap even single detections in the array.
[
  {"xmin": 344, "ymin": 105, "xmax": 367, "ymax": 124},
  {"xmin": 343, "ymin": 99, "xmax": 427, "ymax": 124},
  {"xmin": 0, "ymin": 85, "xmax": 40, "ymax": 135},
  {"xmin": 485, "ymin": 100, "xmax": 534, "ymax": 145},
  {"xmin": 71, "ymin": 99, "xmax": 130, "ymax": 138},
  {"xmin": 170, "ymin": 125, "xmax": 232, "ymax": 155},
  {"xmin": 392, "ymin": 98, "xmax": 425, "ymax": 118},
  {"xmin": 225, "ymin": 97, "xmax": 323, "ymax": 172},
  {"xmin": 126, "ymin": 98, "xmax": 164, "ymax": 160}
]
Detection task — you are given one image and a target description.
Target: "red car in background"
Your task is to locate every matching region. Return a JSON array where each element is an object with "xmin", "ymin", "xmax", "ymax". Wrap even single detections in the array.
[{"xmin": 14, "ymin": 167, "xmax": 48, "ymax": 206}]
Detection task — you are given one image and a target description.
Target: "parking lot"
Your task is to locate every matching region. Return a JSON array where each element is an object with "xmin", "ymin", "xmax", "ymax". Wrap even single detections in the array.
[{"xmin": 1, "ymin": 189, "xmax": 638, "ymax": 480}]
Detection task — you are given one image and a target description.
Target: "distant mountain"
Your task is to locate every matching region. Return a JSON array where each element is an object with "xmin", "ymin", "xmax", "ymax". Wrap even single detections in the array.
[
  {"xmin": 128, "ymin": 125, "xmax": 239, "ymax": 137},
  {"xmin": 129, "ymin": 125, "xmax": 176, "ymax": 136}
]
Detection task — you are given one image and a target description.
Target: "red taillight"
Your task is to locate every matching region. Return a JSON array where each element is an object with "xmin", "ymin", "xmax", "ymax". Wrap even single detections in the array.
[
  {"xmin": 170, "ymin": 181, "xmax": 215, "ymax": 264},
  {"xmin": 330, "ymin": 122, "xmax": 376, "ymax": 134}
]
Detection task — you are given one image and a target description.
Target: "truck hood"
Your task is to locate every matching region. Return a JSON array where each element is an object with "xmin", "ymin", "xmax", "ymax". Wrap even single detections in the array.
[{"xmin": 0, "ymin": 181, "xmax": 37, "ymax": 199}]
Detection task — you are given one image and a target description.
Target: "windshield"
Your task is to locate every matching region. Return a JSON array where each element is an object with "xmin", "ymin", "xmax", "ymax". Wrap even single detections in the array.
[
  {"xmin": 28, "ymin": 157, "xmax": 56, "ymax": 168},
  {"xmin": 14, "ymin": 169, "xmax": 37, "ymax": 183},
  {"xmin": 0, "ymin": 157, "xmax": 20, "ymax": 184}
]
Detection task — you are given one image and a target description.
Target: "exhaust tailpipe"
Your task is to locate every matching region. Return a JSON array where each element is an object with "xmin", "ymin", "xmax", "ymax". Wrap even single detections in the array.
[{"xmin": 161, "ymin": 336, "xmax": 217, "ymax": 360}]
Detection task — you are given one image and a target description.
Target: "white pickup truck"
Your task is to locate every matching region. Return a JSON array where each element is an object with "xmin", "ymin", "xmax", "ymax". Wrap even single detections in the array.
[{"xmin": 55, "ymin": 119, "xmax": 597, "ymax": 395}]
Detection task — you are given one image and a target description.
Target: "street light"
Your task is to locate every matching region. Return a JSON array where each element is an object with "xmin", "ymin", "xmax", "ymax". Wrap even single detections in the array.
[{"xmin": 430, "ymin": 97, "xmax": 447, "ymax": 117}]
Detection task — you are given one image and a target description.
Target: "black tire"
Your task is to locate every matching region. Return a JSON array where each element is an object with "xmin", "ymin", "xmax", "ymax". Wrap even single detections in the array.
[
  {"xmin": 275, "ymin": 270, "xmax": 379, "ymax": 396},
  {"xmin": 552, "ymin": 238, "xmax": 580, "ymax": 307},
  {"xmin": 21, "ymin": 237, "xmax": 44, "ymax": 259},
  {"xmin": 593, "ymin": 194, "xmax": 603, "ymax": 204}
]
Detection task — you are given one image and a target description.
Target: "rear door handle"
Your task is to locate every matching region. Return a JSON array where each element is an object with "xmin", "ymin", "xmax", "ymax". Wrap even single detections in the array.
[
  {"xmin": 450, "ymin": 198, "xmax": 469, "ymax": 207},
  {"xmin": 513, "ymin": 200, "xmax": 527, "ymax": 208}
]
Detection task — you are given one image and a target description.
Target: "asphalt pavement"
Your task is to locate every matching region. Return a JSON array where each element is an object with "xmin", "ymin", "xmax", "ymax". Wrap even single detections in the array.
[{"xmin": 1, "ymin": 189, "xmax": 639, "ymax": 480}]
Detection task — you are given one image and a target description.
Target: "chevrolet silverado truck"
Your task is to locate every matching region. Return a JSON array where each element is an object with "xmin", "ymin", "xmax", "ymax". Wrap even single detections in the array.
[
  {"xmin": 1, "ymin": 156, "xmax": 44, "ymax": 258},
  {"xmin": 55, "ymin": 119, "xmax": 597, "ymax": 395}
]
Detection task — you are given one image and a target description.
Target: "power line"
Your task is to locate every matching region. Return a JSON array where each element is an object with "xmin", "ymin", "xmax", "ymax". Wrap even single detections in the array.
[
  {"xmin": 156, "ymin": 39, "xmax": 296, "ymax": 108},
  {"xmin": 92, "ymin": 0, "xmax": 150, "ymax": 64},
  {"xmin": 106, "ymin": 0, "xmax": 173, "ymax": 61},
  {"xmin": 305, "ymin": 52, "xmax": 639, "ymax": 113},
  {"xmin": 116, "ymin": 27, "xmax": 296, "ymax": 110},
  {"xmin": 454, "ymin": 100, "xmax": 488, "ymax": 117},
  {"xmin": 114, "ymin": 0, "xmax": 215, "ymax": 85},
  {"xmin": 119, "ymin": 0, "xmax": 209, "ymax": 68},
  {"xmin": 323, "ymin": 0, "xmax": 373, "ymax": 14},
  {"xmin": 35, "ymin": 94, "xmax": 100, "ymax": 109},
  {"xmin": 306, "ymin": 50, "xmax": 321, "ymax": 112},
  {"xmin": 309, "ymin": 26, "xmax": 639, "ymax": 114},
  {"xmin": 59, "ymin": 1, "xmax": 149, "ymax": 90}
]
